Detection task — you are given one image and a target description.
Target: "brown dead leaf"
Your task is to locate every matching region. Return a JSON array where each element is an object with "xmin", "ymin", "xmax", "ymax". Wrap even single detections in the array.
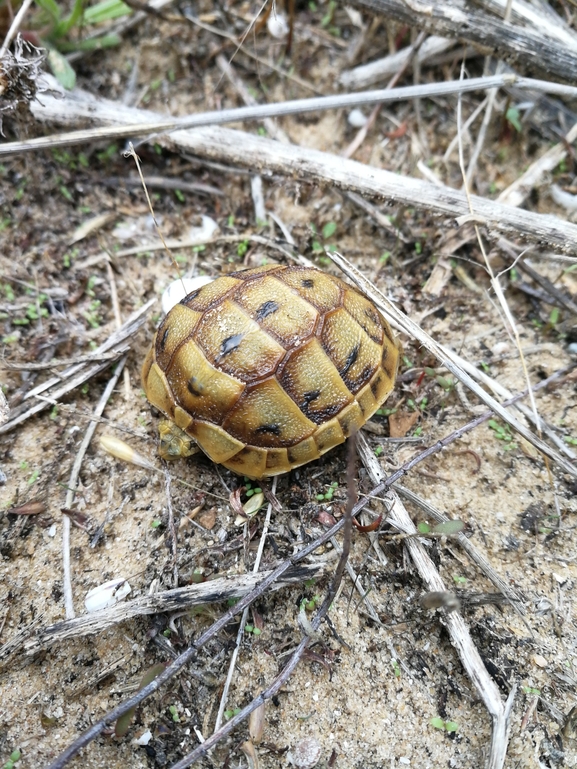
[
  {"xmin": 197, "ymin": 508, "xmax": 217, "ymax": 529},
  {"xmin": 389, "ymin": 410, "xmax": 419, "ymax": 438}
]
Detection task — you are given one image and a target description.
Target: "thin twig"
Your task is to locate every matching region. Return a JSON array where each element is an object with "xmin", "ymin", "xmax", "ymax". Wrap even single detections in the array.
[
  {"xmin": 213, "ymin": 476, "xmax": 278, "ymax": 734},
  {"xmin": 62, "ymin": 357, "xmax": 127, "ymax": 619},
  {"xmin": 0, "ymin": 0, "xmax": 34, "ymax": 59},
  {"xmin": 10, "ymin": 74, "xmax": 577, "ymax": 158}
]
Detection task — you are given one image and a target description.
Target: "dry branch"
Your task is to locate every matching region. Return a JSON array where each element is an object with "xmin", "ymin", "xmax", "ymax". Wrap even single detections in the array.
[
  {"xmin": 18, "ymin": 562, "xmax": 330, "ymax": 656},
  {"xmin": 0, "ymin": 298, "xmax": 155, "ymax": 434},
  {"xmin": 347, "ymin": 0, "xmax": 577, "ymax": 83},
  {"xmin": 23, "ymin": 83, "xmax": 577, "ymax": 254}
]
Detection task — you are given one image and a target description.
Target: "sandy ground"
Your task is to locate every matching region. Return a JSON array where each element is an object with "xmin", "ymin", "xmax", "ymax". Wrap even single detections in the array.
[{"xmin": 1, "ymin": 5, "xmax": 577, "ymax": 768}]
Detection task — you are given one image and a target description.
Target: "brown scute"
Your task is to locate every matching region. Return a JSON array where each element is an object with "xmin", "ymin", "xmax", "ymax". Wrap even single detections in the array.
[
  {"xmin": 321, "ymin": 308, "xmax": 380, "ymax": 393},
  {"xmin": 222, "ymin": 379, "xmax": 316, "ymax": 448},
  {"xmin": 196, "ymin": 300, "xmax": 284, "ymax": 381},
  {"xmin": 154, "ymin": 304, "xmax": 203, "ymax": 370},
  {"xmin": 181, "ymin": 276, "xmax": 241, "ymax": 312},
  {"xmin": 280, "ymin": 266, "xmax": 342, "ymax": 313},
  {"xmin": 279, "ymin": 338, "xmax": 353, "ymax": 425},
  {"xmin": 142, "ymin": 264, "xmax": 399, "ymax": 478},
  {"xmin": 235, "ymin": 274, "xmax": 317, "ymax": 347}
]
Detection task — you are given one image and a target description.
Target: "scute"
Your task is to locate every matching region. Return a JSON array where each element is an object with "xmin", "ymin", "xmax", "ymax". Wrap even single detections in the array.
[{"xmin": 142, "ymin": 264, "xmax": 400, "ymax": 478}]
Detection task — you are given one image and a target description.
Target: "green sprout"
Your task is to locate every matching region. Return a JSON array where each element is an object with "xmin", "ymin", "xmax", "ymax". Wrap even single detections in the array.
[
  {"xmin": 391, "ymin": 659, "xmax": 401, "ymax": 678},
  {"xmin": 168, "ymin": 705, "xmax": 180, "ymax": 722},
  {"xmin": 316, "ymin": 481, "xmax": 338, "ymax": 502},
  {"xmin": 243, "ymin": 479, "xmax": 262, "ymax": 498},
  {"xmin": 244, "ymin": 623, "xmax": 262, "ymax": 635},
  {"xmin": 2, "ymin": 749, "xmax": 21, "ymax": 769},
  {"xmin": 224, "ymin": 708, "xmax": 242, "ymax": 721},
  {"xmin": 430, "ymin": 717, "xmax": 459, "ymax": 733},
  {"xmin": 237, "ymin": 239, "xmax": 249, "ymax": 257},
  {"xmin": 300, "ymin": 595, "xmax": 321, "ymax": 612},
  {"xmin": 488, "ymin": 419, "xmax": 517, "ymax": 450}
]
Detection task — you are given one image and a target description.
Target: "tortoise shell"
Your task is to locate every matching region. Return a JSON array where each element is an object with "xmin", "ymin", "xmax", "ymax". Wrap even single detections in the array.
[{"xmin": 142, "ymin": 264, "xmax": 399, "ymax": 479}]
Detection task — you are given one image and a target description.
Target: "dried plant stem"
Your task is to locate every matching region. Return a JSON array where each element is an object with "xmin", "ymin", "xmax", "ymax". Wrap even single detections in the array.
[
  {"xmin": 213, "ymin": 476, "xmax": 278, "ymax": 734},
  {"xmin": 0, "ymin": 0, "xmax": 34, "ymax": 59},
  {"xmin": 330, "ymin": 252, "xmax": 577, "ymax": 477},
  {"xmin": 62, "ymin": 356, "xmax": 127, "ymax": 619},
  {"xmin": 9, "ymin": 73, "xmax": 577, "ymax": 159},
  {"xmin": 356, "ymin": 433, "xmax": 516, "ymax": 769}
]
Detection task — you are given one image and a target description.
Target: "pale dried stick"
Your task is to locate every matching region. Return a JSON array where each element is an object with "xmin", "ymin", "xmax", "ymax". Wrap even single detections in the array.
[
  {"xmin": 105, "ymin": 260, "xmax": 131, "ymax": 400},
  {"xmin": 0, "ymin": 0, "xmax": 34, "ymax": 59},
  {"xmin": 393, "ymin": 484, "xmax": 524, "ymax": 605},
  {"xmin": 330, "ymin": 252, "xmax": 577, "ymax": 478},
  {"xmin": 443, "ymin": 96, "xmax": 489, "ymax": 163},
  {"xmin": 9, "ymin": 73, "xmax": 577, "ymax": 158},
  {"xmin": 457, "ymin": 77, "xmax": 543, "ymax": 453},
  {"xmin": 357, "ymin": 433, "xmax": 516, "ymax": 769},
  {"xmin": 26, "ymin": 84, "xmax": 577, "ymax": 253},
  {"xmin": 0, "ymin": 298, "xmax": 155, "ymax": 434},
  {"xmin": 62, "ymin": 356, "xmax": 127, "ymax": 619},
  {"xmin": 340, "ymin": 36, "xmax": 454, "ymax": 90},
  {"xmin": 498, "ymin": 121, "xmax": 577, "ymax": 207},
  {"xmin": 213, "ymin": 476, "xmax": 278, "ymax": 734}
]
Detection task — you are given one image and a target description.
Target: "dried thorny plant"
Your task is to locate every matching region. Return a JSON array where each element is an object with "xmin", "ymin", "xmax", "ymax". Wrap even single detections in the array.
[{"xmin": 0, "ymin": 35, "xmax": 45, "ymax": 133}]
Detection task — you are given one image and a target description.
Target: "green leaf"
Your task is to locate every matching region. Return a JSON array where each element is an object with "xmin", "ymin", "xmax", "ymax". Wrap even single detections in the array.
[
  {"xmin": 83, "ymin": 0, "xmax": 131, "ymax": 23},
  {"xmin": 445, "ymin": 721, "xmax": 459, "ymax": 733},
  {"xmin": 55, "ymin": 0, "xmax": 85, "ymax": 37},
  {"xmin": 430, "ymin": 717, "xmax": 446, "ymax": 730},
  {"xmin": 322, "ymin": 221, "xmax": 337, "ymax": 239},
  {"xmin": 36, "ymin": 0, "xmax": 61, "ymax": 22},
  {"xmin": 430, "ymin": 520, "xmax": 464, "ymax": 536},
  {"xmin": 506, "ymin": 107, "xmax": 522, "ymax": 133},
  {"xmin": 47, "ymin": 49, "xmax": 76, "ymax": 89}
]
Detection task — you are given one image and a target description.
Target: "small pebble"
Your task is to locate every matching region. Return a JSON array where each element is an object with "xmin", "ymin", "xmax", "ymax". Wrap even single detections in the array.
[
  {"xmin": 267, "ymin": 12, "xmax": 289, "ymax": 38},
  {"xmin": 287, "ymin": 737, "xmax": 322, "ymax": 768},
  {"xmin": 134, "ymin": 729, "xmax": 152, "ymax": 746}
]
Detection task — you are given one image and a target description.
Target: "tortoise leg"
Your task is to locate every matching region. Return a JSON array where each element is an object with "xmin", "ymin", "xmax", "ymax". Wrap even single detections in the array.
[{"xmin": 158, "ymin": 420, "xmax": 198, "ymax": 460}]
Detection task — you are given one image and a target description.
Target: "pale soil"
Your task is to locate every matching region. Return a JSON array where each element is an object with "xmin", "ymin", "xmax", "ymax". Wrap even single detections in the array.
[{"xmin": 1, "ymin": 5, "xmax": 577, "ymax": 769}]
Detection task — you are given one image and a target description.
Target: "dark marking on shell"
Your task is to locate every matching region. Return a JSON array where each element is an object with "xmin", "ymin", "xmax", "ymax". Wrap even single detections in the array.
[
  {"xmin": 256, "ymin": 300, "xmax": 280, "ymax": 321},
  {"xmin": 181, "ymin": 288, "xmax": 202, "ymax": 305},
  {"xmin": 301, "ymin": 279, "xmax": 314, "ymax": 288},
  {"xmin": 220, "ymin": 333, "xmax": 244, "ymax": 357},
  {"xmin": 301, "ymin": 389, "xmax": 321, "ymax": 408},
  {"xmin": 371, "ymin": 375, "xmax": 382, "ymax": 398},
  {"xmin": 159, "ymin": 326, "xmax": 170, "ymax": 350},
  {"xmin": 305, "ymin": 403, "xmax": 343, "ymax": 425},
  {"xmin": 255, "ymin": 423, "xmax": 281, "ymax": 436},
  {"xmin": 187, "ymin": 377, "xmax": 202, "ymax": 397},
  {"xmin": 339, "ymin": 342, "xmax": 360, "ymax": 378}
]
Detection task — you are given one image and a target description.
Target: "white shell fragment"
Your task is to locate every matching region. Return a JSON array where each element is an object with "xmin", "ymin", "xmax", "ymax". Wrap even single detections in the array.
[
  {"xmin": 348, "ymin": 108, "xmax": 368, "ymax": 128},
  {"xmin": 85, "ymin": 578, "xmax": 132, "ymax": 613},
  {"xmin": 267, "ymin": 11, "xmax": 289, "ymax": 39},
  {"xmin": 161, "ymin": 276, "xmax": 215, "ymax": 315},
  {"xmin": 134, "ymin": 730, "xmax": 153, "ymax": 746},
  {"xmin": 287, "ymin": 737, "xmax": 322, "ymax": 768},
  {"xmin": 188, "ymin": 214, "xmax": 219, "ymax": 242}
]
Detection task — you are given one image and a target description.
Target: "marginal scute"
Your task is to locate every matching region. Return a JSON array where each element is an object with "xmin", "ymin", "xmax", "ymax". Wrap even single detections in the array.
[
  {"xmin": 189, "ymin": 421, "xmax": 245, "ymax": 463},
  {"xmin": 142, "ymin": 264, "xmax": 399, "ymax": 478}
]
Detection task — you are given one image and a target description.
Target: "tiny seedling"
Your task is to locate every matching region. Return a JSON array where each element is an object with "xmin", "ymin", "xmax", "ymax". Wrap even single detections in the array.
[
  {"xmin": 243, "ymin": 479, "xmax": 262, "ymax": 498},
  {"xmin": 168, "ymin": 705, "xmax": 180, "ymax": 722},
  {"xmin": 488, "ymin": 419, "xmax": 517, "ymax": 450},
  {"xmin": 300, "ymin": 595, "xmax": 321, "ymax": 612},
  {"xmin": 430, "ymin": 717, "xmax": 459, "ymax": 733},
  {"xmin": 316, "ymin": 481, "xmax": 338, "ymax": 502},
  {"xmin": 522, "ymin": 686, "xmax": 541, "ymax": 696},
  {"xmin": 237, "ymin": 240, "xmax": 249, "ymax": 257},
  {"xmin": 391, "ymin": 659, "xmax": 401, "ymax": 678},
  {"xmin": 244, "ymin": 623, "xmax": 262, "ymax": 636},
  {"xmin": 452, "ymin": 575, "xmax": 467, "ymax": 585},
  {"xmin": 564, "ymin": 436, "xmax": 577, "ymax": 446},
  {"xmin": 417, "ymin": 520, "xmax": 464, "ymax": 537},
  {"xmin": 2, "ymin": 749, "xmax": 21, "ymax": 769},
  {"xmin": 224, "ymin": 708, "xmax": 242, "ymax": 721}
]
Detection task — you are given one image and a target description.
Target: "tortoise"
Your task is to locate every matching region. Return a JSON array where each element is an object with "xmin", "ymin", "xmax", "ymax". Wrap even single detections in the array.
[{"xmin": 142, "ymin": 264, "xmax": 400, "ymax": 479}]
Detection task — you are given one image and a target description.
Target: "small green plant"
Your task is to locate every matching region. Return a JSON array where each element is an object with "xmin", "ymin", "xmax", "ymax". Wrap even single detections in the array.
[
  {"xmin": 453, "ymin": 575, "xmax": 467, "ymax": 585},
  {"xmin": 311, "ymin": 221, "xmax": 338, "ymax": 255},
  {"xmin": 168, "ymin": 705, "xmax": 180, "ymax": 722},
  {"xmin": 488, "ymin": 419, "xmax": 517, "ymax": 450},
  {"xmin": 374, "ymin": 445, "xmax": 384, "ymax": 457},
  {"xmin": 300, "ymin": 595, "xmax": 321, "ymax": 612},
  {"xmin": 316, "ymin": 481, "xmax": 338, "ymax": 502},
  {"xmin": 430, "ymin": 717, "xmax": 459, "ymax": 733},
  {"xmin": 237, "ymin": 239, "xmax": 249, "ymax": 257},
  {"xmin": 417, "ymin": 520, "xmax": 464, "ymax": 537},
  {"xmin": 564, "ymin": 436, "xmax": 577, "ymax": 446},
  {"xmin": 151, "ymin": 519, "xmax": 162, "ymax": 529},
  {"xmin": 391, "ymin": 659, "xmax": 401, "ymax": 678},
  {"xmin": 379, "ymin": 251, "xmax": 391, "ymax": 265},
  {"xmin": 243, "ymin": 478, "xmax": 262, "ymax": 498},
  {"xmin": 224, "ymin": 707, "xmax": 242, "ymax": 720},
  {"xmin": 522, "ymin": 686, "xmax": 541, "ymax": 696},
  {"xmin": 244, "ymin": 623, "xmax": 262, "ymax": 635},
  {"xmin": 505, "ymin": 107, "xmax": 522, "ymax": 133},
  {"xmin": 2, "ymin": 749, "xmax": 21, "ymax": 769}
]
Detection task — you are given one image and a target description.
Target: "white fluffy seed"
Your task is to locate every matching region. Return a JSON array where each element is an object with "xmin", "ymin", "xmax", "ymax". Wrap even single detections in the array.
[
  {"xmin": 348, "ymin": 108, "xmax": 368, "ymax": 127},
  {"xmin": 85, "ymin": 579, "xmax": 131, "ymax": 612},
  {"xmin": 267, "ymin": 12, "xmax": 289, "ymax": 38}
]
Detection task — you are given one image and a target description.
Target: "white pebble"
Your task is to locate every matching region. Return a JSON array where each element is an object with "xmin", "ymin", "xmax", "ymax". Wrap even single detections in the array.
[
  {"xmin": 267, "ymin": 12, "xmax": 289, "ymax": 38},
  {"xmin": 348, "ymin": 108, "xmax": 368, "ymax": 128},
  {"xmin": 134, "ymin": 729, "xmax": 153, "ymax": 746}
]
